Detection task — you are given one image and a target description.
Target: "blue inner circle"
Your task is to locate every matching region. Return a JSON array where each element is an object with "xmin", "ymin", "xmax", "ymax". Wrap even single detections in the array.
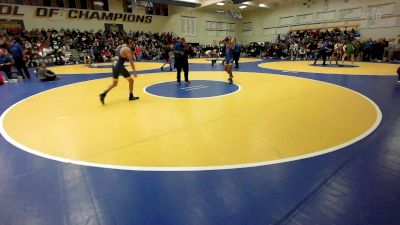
[
  {"xmin": 309, "ymin": 64, "xmax": 359, "ymax": 68},
  {"xmin": 145, "ymin": 80, "xmax": 240, "ymax": 98}
]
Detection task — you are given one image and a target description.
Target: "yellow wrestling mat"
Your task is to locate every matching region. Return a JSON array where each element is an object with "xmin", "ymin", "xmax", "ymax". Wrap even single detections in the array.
[
  {"xmin": 49, "ymin": 62, "xmax": 165, "ymax": 74},
  {"xmin": 259, "ymin": 61, "xmax": 399, "ymax": 75},
  {"xmin": 189, "ymin": 58, "xmax": 261, "ymax": 64},
  {"xmin": 0, "ymin": 72, "xmax": 380, "ymax": 170}
]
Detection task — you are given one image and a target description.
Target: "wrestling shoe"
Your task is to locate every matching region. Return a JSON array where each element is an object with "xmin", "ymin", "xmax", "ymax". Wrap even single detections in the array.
[
  {"xmin": 99, "ymin": 93, "xmax": 106, "ymax": 105},
  {"xmin": 129, "ymin": 93, "xmax": 139, "ymax": 101}
]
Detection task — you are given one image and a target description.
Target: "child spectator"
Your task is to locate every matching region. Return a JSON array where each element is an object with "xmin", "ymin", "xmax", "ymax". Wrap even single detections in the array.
[{"xmin": 36, "ymin": 63, "xmax": 60, "ymax": 81}]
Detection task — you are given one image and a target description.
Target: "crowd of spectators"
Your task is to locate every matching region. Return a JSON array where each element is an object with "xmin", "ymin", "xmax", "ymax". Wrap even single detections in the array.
[
  {"xmin": 0, "ymin": 28, "xmax": 177, "ymax": 82},
  {"xmin": 242, "ymin": 28, "xmax": 400, "ymax": 62},
  {"xmin": 1, "ymin": 27, "xmax": 400, "ymax": 84}
]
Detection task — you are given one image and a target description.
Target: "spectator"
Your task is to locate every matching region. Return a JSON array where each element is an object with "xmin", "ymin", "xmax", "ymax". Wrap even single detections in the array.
[
  {"xmin": 36, "ymin": 62, "xmax": 60, "ymax": 81},
  {"xmin": 397, "ymin": 66, "xmax": 400, "ymax": 83},
  {"xmin": 8, "ymin": 38, "xmax": 31, "ymax": 79},
  {"xmin": 233, "ymin": 42, "xmax": 242, "ymax": 68},
  {"xmin": 393, "ymin": 39, "xmax": 400, "ymax": 62},
  {"xmin": 0, "ymin": 48, "xmax": 14, "ymax": 80}
]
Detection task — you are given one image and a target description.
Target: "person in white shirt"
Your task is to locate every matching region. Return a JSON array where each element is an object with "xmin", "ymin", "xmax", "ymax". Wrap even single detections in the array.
[{"xmin": 330, "ymin": 40, "xmax": 344, "ymax": 65}]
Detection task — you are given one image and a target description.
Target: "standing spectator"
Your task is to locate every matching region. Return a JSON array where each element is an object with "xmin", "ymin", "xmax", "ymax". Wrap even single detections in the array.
[
  {"xmin": 354, "ymin": 40, "xmax": 362, "ymax": 61},
  {"xmin": 8, "ymin": 38, "xmax": 31, "ymax": 79},
  {"xmin": 233, "ymin": 42, "xmax": 242, "ymax": 68},
  {"xmin": 393, "ymin": 39, "xmax": 400, "ymax": 62},
  {"xmin": 379, "ymin": 38, "xmax": 389, "ymax": 61},
  {"xmin": 363, "ymin": 39, "xmax": 373, "ymax": 61},
  {"xmin": 91, "ymin": 42, "xmax": 101, "ymax": 63}
]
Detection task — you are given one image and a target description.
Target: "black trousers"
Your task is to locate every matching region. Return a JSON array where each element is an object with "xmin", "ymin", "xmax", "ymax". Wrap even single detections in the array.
[
  {"xmin": 233, "ymin": 52, "xmax": 240, "ymax": 68},
  {"xmin": 14, "ymin": 56, "xmax": 30, "ymax": 78},
  {"xmin": 40, "ymin": 76, "xmax": 57, "ymax": 82},
  {"xmin": 175, "ymin": 58, "xmax": 189, "ymax": 82},
  {"xmin": 40, "ymin": 70, "xmax": 57, "ymax": 81},
  {"xmin": 314, "ymin": 52, "xmax": 328, "ymax": 65},
  {"xmin": 0, "ymin": 66, "xmax": 13, "ymax": 79}
]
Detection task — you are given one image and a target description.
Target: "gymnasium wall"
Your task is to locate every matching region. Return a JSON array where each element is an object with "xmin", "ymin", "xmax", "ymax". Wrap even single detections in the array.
[
  {"xmin": 3, "ymin": 0, "xmax": 398, "ymax": 45},
  {"xmin": 238, "ymin": 0, "xmax": 400, "ymax": 43},
  {"xmin": 0, "ymin": 0, "xmax": 234, "ymax": 45}
]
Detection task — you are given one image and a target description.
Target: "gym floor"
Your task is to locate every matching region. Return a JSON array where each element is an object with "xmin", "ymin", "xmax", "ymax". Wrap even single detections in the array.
[{"xmin": 0, "ymin": 59, "xmax": 399, "ymax": 225}]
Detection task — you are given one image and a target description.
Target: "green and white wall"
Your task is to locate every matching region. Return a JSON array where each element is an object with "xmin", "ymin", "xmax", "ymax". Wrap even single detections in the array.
[{"xmin": 238, "ymin": 0, "xmax": 400, "ymax": 43}]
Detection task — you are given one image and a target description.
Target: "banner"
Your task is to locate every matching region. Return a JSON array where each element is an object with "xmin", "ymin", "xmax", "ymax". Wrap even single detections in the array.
[
  {"xmin": 0, "ymin": 19, "xmax": 25, "ymax": 31},
  {"xmin": 0, "ymin": 4, "xmax": 152, "ymax": 24},
  {"xmin": 104, "ymin": 23, "xmax": 124, "ymax": 32}
]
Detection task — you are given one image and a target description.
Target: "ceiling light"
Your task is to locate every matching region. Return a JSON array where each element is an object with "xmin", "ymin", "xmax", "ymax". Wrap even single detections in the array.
[
  {"xmin": 259, "ymin": 3, "xmax": 267, "ymax": 8},
  {"xmin": 175, "ymin": 0, "xmax": 199, "ymax": 3},
  {"xmin": 239, "ymin": 5, "xmax": 247, "ymax": 9},
  {"xmin": 93, "ymin": 1, "xmax": 104, "ymax": 6},
  {"xmin": 217, "ymin": 2, "xmax": 225, "ymax": 6},
  {"xmin": 243, "ymin": 1, "xmax": 251, "ymax": 5}
]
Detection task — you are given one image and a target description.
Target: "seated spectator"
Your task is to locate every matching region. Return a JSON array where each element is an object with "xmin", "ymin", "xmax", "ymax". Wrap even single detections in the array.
[
  {"xmin": 101, "ymin": 48, "xmax": 112, "ymax": 62},
  {"xmin": 0, "ymin": 48, "xmax": 15, "ymax": 80},
  {"xmin": 205, "ymin": 49, "xmax": 218, "ymax": 58},
  {"xmin": 36, "ymin": 63, "xmax": 60, "ymax": 81},
  {"xmin": 80, "ymin": 50, "xmax": 92, "ymax": 66},
  {"xmin": 54, "ymin": 51, "xmax": 65, "ymax": 65},
  {"xmin": 299, "ymin": 46, "xmax": 306, "ymax": 60},
  {"xmin": 205, "ymin": 49, "xmax": 218, "ymax": 66},
  {"xmin": 67, "ymin": 55, "xmax": 78, "ymax": 64}
]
